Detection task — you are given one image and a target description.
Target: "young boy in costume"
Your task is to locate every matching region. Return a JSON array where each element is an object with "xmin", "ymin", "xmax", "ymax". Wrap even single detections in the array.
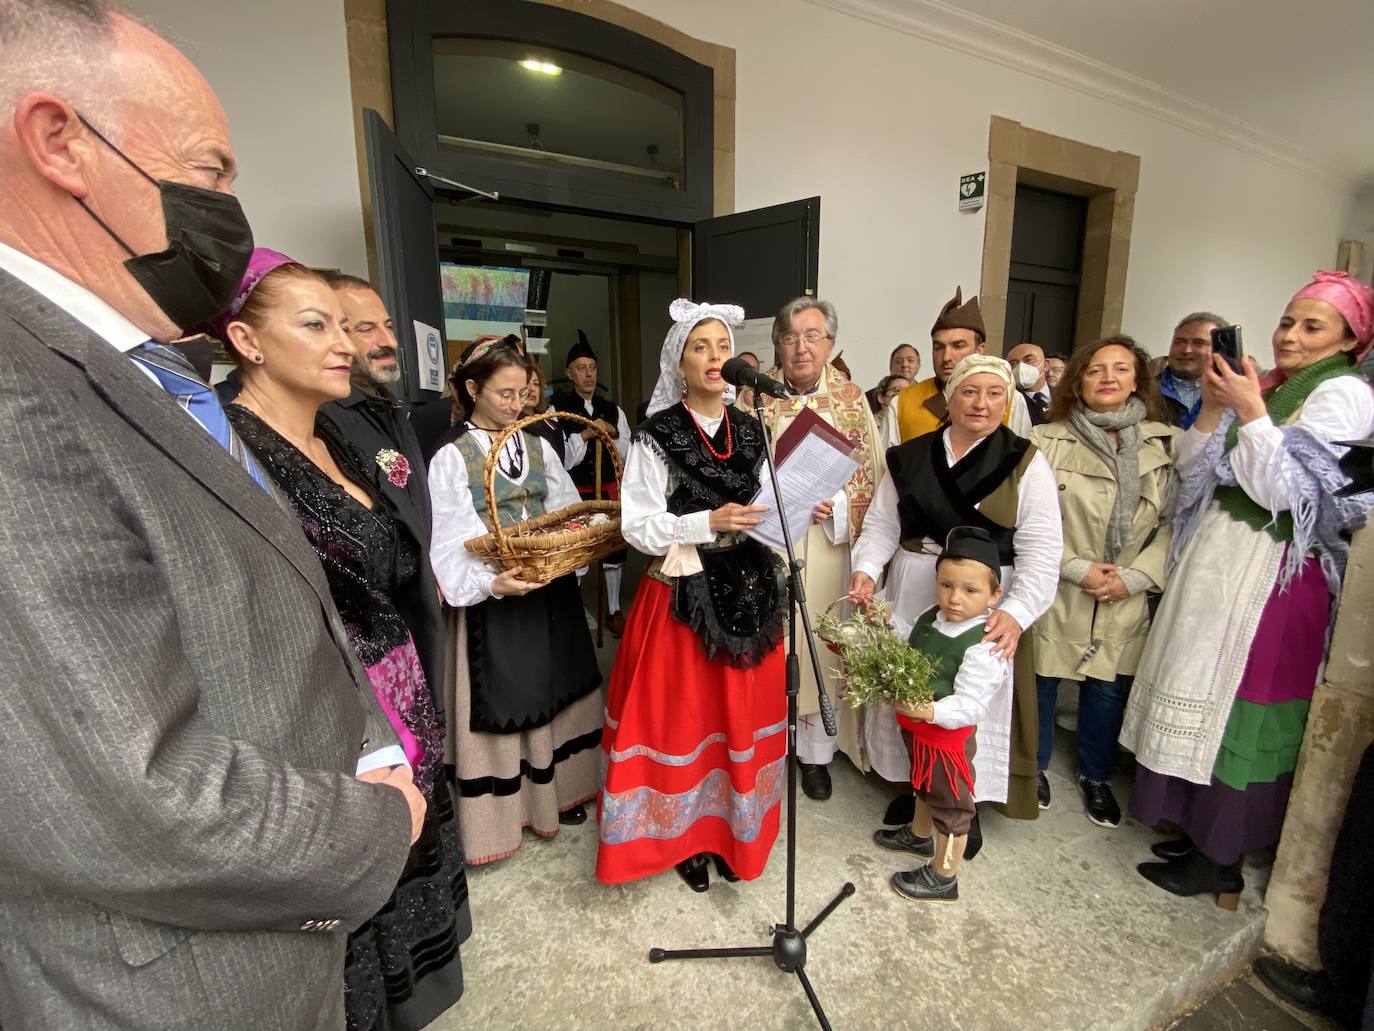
[{"xmin": 875, "ymin": 526, "xmax": 1013, "ymax": 903}]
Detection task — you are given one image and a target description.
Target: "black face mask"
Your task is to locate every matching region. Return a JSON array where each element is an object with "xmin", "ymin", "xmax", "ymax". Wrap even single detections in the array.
[{"xmin": 75, "ymin": 114, "xmax": 254, "ymax": 331}]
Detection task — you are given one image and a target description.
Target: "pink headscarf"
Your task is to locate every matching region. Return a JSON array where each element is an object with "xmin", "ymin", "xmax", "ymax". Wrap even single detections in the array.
[
  {"xmin": 205, "ymin": 247, "xmax": 299, "ymax": 341},
  {"xmin": 1291, "ymin": 270, "xmax": 1374, "ymax": 362}
]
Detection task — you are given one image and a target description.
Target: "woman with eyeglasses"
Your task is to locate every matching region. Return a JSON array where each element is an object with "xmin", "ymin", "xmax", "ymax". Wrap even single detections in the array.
[
  {"xmin": 427, "ymin": 340, "xmax": 604, "ymax": 865},
  {"xmin": 875, "ymin": 373, "xmax": 911, "ymax": 413}
]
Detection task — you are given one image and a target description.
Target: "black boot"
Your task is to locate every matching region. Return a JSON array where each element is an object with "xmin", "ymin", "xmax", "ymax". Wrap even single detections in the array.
[
  {"xmin": 1150, "ymin": 836, "xmax": 1195, "ymax": 862},
  {"xmin": 882, "ymin": 794, "xmax": 915, "ymax": 826},
  {"xmin": 964, "ymin": 809, "xmax": 983, "ymax": 862},
  {"xmin": 798, "ymin": 761, "xmax": 832, "ymax": 801},
  {"xmin": 710, "ymin": 853, "xmax": 741, "ymax": 883},
  {"xmin": 558, "ymin": 803, "xmax": 587, "ymax": 826},
  {"xmin": 1253, "ymin": 955, "xmax": 1338, "ymax": 1019},
  {"xmin": 674, "ymin": 853, "xmax": 710, "ymax": 892},
  {"xmin": 1137, "ymin": 851, "xmax": 1243, "ymax": 909}
]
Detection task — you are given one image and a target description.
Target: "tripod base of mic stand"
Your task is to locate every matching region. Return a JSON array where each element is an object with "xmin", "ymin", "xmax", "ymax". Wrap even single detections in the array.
[{"xmin": 647, "ymin": 881, "xmax": 855, "ymax": 1030}]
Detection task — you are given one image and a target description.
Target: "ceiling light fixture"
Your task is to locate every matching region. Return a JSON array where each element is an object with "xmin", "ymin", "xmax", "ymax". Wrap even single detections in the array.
[{"xmin": 519, "ymin": 58, "xmax": 562, "ymax": 76}]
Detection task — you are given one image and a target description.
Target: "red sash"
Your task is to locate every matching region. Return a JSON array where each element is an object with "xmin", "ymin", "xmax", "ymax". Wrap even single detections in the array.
[{"xmin": 896, "ymin": 713, "xmax": 975, "ymax": 797}]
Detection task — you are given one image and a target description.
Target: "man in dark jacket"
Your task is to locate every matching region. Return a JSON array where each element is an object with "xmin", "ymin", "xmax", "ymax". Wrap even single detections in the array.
[
  {"xmin": 324, "ymin": 274, "xmax": 446, "ymax": 714},
  {"xmin": 1006, "ymin": 341, "xmax": 1052, "ymax": 426},
  {"xmin": 1159, "ymin": 312, "xmax": 1227, "ymax": 429},
  {"xmin": 551, "ymin": 332, "xmax": 631, "ymax": 635}
]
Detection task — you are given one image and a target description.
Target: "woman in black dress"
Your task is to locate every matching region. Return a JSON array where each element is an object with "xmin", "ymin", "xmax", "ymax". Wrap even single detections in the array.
[{"xmin": 212, "ymin": 251, "xmax": 469, "ymax": 1030}]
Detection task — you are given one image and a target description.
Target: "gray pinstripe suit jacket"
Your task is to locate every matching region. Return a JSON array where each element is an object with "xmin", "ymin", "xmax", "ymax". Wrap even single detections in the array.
[{"xmin": 0, "ymin": 270, "xmax": 414, "ymax": 1030}]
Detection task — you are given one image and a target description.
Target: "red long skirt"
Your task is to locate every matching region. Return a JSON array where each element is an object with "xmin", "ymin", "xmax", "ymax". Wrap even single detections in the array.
[{"xmin": 595, "ymin": 577, "xmax": 786, "ymax": 884}]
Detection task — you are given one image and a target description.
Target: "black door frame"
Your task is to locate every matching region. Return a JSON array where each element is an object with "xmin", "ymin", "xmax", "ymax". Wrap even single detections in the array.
[
  {"xmin": 387, "ymin": 0, "xmax": 715, "ymax": 225},
  {"xmin": 364, "ymin": 108, "xmax": 447, "ymax": 400}
]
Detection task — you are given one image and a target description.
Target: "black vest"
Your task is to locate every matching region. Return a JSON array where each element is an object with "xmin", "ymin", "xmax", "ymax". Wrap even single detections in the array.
[
  {"xmin": 552, "ymin": 389, "xmax": 622, "ymax": 491},
  {"xmin": 637, "ymin": 403, "xmax": 785, "ymax": 669},
  {"xmin": 886, "ymin": 426, "xmax": 1032, "ymax": 565}
]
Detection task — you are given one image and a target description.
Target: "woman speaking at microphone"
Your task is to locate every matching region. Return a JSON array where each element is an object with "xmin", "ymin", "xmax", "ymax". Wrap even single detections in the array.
[{"xmin": 596, "ymin": 300, "xmax": 802, "ymax": 893}]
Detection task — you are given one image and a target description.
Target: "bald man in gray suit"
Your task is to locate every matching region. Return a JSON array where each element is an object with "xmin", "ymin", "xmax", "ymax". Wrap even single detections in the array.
[{"xmin": 0, "ymin": 3, "xmax": 420, "ymax": 1028}]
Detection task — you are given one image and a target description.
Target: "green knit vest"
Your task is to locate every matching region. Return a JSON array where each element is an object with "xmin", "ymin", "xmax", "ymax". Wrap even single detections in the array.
[
  {"xmin": 1215, "ymin": 354, "xmax": 1355, "ymax": 541},
  {"xmin": 907, "ymin": 607, "xmax": 988, "ymax": 701},
  {"xmin": 455, "ymin": 431, "xmax": 549, "ymax": 531}
]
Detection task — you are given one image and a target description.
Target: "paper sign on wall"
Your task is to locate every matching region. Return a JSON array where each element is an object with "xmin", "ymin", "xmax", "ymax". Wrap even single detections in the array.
[
  {"xmin": 959, "ymin": 172, "xmax": 986, "ymax": 212},
  {"xmin": 414, "ymin": 320, "xmax": 444, "ymax": 393}
]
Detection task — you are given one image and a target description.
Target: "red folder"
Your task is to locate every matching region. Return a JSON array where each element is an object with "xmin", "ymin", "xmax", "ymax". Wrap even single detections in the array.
[{"xmin": 772, "ymin": 404, "xmax": 858, "ymax": 465}]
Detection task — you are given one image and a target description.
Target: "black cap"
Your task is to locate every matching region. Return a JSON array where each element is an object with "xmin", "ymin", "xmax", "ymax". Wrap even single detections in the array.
[
  {"xmin": 939, "ymin": 526, "xmax": 1001, "ymax": 579},
  {"xmin": 565, "ymin": 329, "xmax": 596, "ymax": 367}
]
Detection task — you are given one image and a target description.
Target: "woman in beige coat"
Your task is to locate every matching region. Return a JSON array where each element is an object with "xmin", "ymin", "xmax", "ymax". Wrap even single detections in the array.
[{"xmin": 1031, "ymin": 337, "xmax": 1179, "ymax": 828}]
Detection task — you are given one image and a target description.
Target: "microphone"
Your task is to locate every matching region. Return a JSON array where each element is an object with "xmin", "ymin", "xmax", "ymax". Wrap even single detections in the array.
[{"xmin": 721, "ymin": 356, "xmax": 790, "ymax": 400}]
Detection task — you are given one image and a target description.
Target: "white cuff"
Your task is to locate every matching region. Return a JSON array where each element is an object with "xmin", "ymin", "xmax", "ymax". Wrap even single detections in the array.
[
  {"xmin": 355, "ymin": 745, "xmax": 409, "ymax": 777},
  {"xmin": 853, "ymin": 558, "xmax": 885, "ymax": 582},
  {"xmin": 676, "ymin": 509, "xmax": 716, "ymax": 545},
  {"xmin": 1236, "ymin": 414, "xmax": 1275, "ymax": 441},
  {"xmin": 996, "ymin": 600, "xmax": 1032, "ymax": 633},
  {"xmin": 823, "ymin": 489, "xmax": 849, "ymax": 545}
]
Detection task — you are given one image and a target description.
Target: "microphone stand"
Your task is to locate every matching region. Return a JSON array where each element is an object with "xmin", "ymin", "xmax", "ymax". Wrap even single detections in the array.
[{"xmin": 648, "ymin": 386, "xmax": 854, "ymax": 1031}]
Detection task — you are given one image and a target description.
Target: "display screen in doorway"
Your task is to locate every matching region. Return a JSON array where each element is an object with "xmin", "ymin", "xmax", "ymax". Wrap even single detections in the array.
[
  {"xmin": 440, "ymin": 263, "xmax": 531, "ymax": 323},
  {"xmin": 432, "ymin": 37, "xmax": 685, "ymax": 190}
]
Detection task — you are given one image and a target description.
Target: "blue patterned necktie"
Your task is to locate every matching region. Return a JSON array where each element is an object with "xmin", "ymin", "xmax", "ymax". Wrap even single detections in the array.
[{"xmin": 130, "ymin": 342, "xmax": 272, "ymax": 493}]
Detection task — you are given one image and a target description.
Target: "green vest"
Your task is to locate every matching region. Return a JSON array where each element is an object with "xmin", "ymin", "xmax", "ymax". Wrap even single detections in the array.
[
  {"xmin": 455, "ymin": 430, "xmax": 549, "ymax": 531},
  {"xmin": 907, "ymin": 607, "xmax": 987, "ymax": 701}
]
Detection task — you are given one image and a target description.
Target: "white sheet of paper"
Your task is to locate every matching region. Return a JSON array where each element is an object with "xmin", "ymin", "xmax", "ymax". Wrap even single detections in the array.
[
  {"xmin": 747, "ymin": 434, "xmax": 859, "ymax": 551},
  {"xmin": 413, "ymin": 320, "xmax": 444, "ymax": 393}
]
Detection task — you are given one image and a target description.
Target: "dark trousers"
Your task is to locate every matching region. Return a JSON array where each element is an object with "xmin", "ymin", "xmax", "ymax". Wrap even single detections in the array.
[
  {"xmin": 1035, "ymin": 673, "xmax": 1132, "ymax": 783},
  {"xmin": 1319, "ymin": 740, "xmax": 1374, "ymax": 1029}
]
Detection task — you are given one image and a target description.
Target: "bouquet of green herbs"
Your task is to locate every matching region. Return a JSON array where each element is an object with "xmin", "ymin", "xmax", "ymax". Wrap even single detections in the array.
[{"xmin": 816, "ymin": 599, "xmax": 938, "ymax": 710}]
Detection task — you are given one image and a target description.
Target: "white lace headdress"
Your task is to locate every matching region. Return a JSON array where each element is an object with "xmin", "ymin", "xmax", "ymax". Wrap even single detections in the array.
[{"xmin": 645, "ymin": 298, "xmax": 746, "ymax": 418}]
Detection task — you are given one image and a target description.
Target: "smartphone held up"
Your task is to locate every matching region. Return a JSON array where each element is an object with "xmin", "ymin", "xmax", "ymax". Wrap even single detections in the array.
[{"xmin": 1210, "ymin": 324, "xmax": 1244, "ymax": 373}]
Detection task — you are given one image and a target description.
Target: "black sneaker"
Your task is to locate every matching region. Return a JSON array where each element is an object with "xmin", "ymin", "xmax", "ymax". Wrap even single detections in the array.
[
  {"xmin": 1078, "ymin": 776, "xmax": 1121, "ymax": 828},
  {"xmin": 890, "ymin": 865, "xmax": 958, "ymax": 904},
  {"xmin": 872, "ymin": 825, "xmax": 934, "ymax": 858},
  {"xmin": 1037, "ymin": 771, "xmax": 1051, "ymax": 810}
]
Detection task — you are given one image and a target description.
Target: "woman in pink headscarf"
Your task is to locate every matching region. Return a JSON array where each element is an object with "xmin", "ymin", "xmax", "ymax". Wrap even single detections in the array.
[{"xmin": 1120, "ymin": 272, "xmax": 1374, "ymax": 907}]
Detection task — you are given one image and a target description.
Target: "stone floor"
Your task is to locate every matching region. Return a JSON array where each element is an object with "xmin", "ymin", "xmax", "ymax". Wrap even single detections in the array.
[
  {"xmin": 430, "ymin": 622, "xmax": 1271, "ymax": 1031},
  {"xmin": 1168, "ymin": 966, "xmax": 1338, "ymax": 1031}
]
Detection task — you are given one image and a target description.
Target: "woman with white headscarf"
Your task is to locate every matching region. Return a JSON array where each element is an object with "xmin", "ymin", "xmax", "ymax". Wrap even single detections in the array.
[
  {"xmin": 596, "ymin": 300, "xmax": 788, "ymax": 893},
  {"xmin": 849, "ymin": 354, "xmax": 1063, "ymax": 830}
]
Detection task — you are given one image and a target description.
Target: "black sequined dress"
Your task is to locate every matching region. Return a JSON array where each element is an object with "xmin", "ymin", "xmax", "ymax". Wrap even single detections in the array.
[{"xmin": 228, "ymin": 406, "xmax": 470, "ymax": 1031}]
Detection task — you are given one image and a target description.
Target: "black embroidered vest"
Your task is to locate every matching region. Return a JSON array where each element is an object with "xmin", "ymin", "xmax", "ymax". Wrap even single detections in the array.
[
  {"xmin": 637, "ymin": 403, "xmax": 785, "ymax": 669},
  {"xmin": 887, "ymin": 425, "xmax": 1036, "ymax": 565},
  {"xmin": 552, "ymin": 389, "xmax": 622, "ymax": 492}
]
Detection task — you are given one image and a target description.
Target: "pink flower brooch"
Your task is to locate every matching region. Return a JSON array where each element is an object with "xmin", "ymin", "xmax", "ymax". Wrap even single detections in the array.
[{"xmin": 376, "ymin": 449, "xmax": 410, "ymax": 488}]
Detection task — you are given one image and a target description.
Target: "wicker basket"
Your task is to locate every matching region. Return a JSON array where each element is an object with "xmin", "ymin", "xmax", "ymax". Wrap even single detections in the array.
[{"xmin": 463, "ymin": 411, "xmax": 626, "ymax": 582}]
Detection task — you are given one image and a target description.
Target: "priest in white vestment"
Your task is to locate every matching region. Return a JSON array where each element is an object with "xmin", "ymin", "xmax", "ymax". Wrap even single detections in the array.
[{"xmin": 755, "ymin": 298, "xmax": 882, "ymax": 801}]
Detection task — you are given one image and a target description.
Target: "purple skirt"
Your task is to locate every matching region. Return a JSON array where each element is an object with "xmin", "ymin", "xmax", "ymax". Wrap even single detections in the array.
[{"xmin": 1130, "ymin": 553, "xmax": 1329, "ymax": 865}]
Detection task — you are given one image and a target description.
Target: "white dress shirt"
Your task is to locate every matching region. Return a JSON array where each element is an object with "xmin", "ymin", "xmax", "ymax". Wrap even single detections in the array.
[
  {"xmin": 0, "ymin": 240, "xmax": 152, "ymax": 370},
  {"xmin": 0, "ymin": 242, "xmax": 407, "ymax": 774},
  {"xmin": 619, "ymin": 407, "xmax": 722, "ymax": 555},
  {"xmin": 428, "ymin": 428, "xmax": 583, "ymax": 605},
  {"xmin": 924, "ymin": 610, "xmax": 1013, "ymax": 730},
  {"xmin": 1178, "ymin": 377, "xmax": 1374, "ymax": 510},
  {"xmin": 569, "ymin": 394, "xmax": 631, "ymax": 464}
]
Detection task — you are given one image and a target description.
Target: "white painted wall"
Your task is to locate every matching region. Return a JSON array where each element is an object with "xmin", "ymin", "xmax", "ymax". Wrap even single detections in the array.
[
  {"xmin": 130, "ymin": 0, "xmax": 1358, "ymax": 393},
  {"xmin": 123, "ymin": 0, "xmax": 367, "ymax": 277},
  {"xmin": 618, "ymin": 0, "xmax": 1354, "ymax": 389}
]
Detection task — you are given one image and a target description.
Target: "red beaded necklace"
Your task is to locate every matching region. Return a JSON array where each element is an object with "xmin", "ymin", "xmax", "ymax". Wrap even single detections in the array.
[{"xmin": 689, "ymin": 403, "xmax": 733, "ymax": 461}]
